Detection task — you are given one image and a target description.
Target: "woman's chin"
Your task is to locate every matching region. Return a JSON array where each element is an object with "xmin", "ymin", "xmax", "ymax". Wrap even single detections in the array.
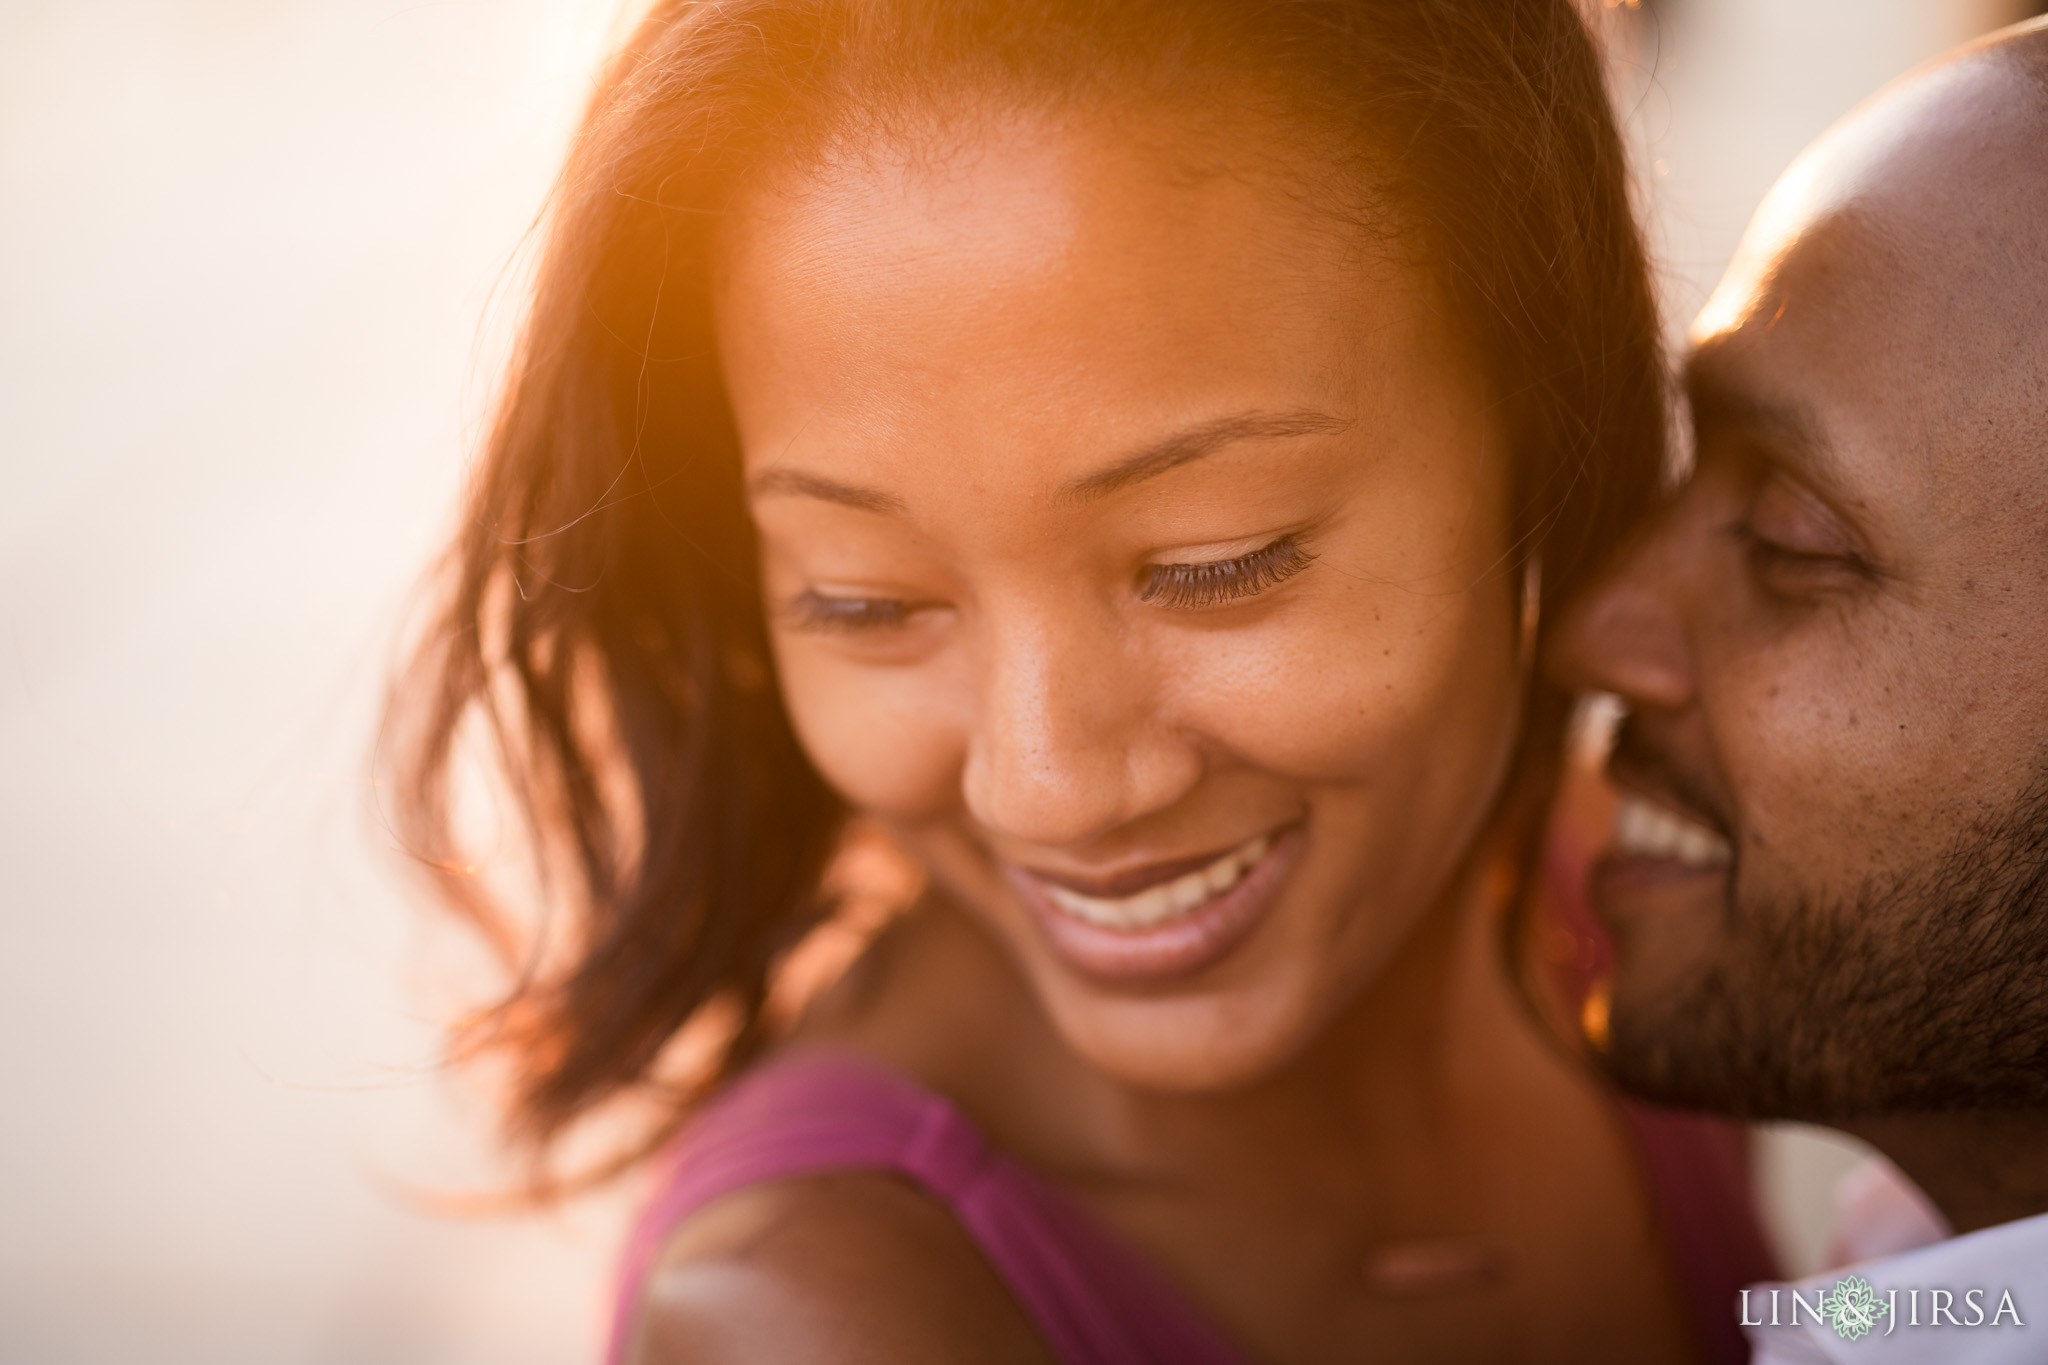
[
  {"xmin": 914, "ymin": 815, "xmax": 1421, "ymax": 1092},
  {"xmin": 988, "ymin": 828, "xmax": 1317, "ymax": 1087},
  {"xmin": 1033, "ymin": 975, "xmax": 1328, "ymax": 1093}
]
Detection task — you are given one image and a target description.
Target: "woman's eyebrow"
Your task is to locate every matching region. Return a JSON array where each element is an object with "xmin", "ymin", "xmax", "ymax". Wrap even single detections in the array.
[
  {"xmin": 745, "ymin": 408, "xmax": 1349, "ymax": 513},
  {"xmin": 1062, "ymin": 409, "xmax": 1353, "ymax": 501},
  {"xmin": 747, "ymin": 467, "xmax": 908, "ymax": 514}
]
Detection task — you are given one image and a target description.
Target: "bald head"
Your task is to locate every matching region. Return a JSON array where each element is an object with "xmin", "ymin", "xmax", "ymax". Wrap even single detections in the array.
[
  {"xmin": 1553, "ymin": 21, "xmax": 2048, "ymax": 1142},
  {"xmin": 1696, "ymin": 24, "xmax": 2048, "ymax": 522},
  {"xmin": 1705, "ymin": 25, "xmax": 2048, "ymax": 322}
]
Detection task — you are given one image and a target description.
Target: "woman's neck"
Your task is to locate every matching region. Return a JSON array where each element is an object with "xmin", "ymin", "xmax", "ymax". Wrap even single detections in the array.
[
  {"xmin": 792, "ymin": 838, "xmax": 1692, "ymax": 1364},
  {"xmin": 798, "ymin": 835, "xmax": 1537, "ymax": 1195}
]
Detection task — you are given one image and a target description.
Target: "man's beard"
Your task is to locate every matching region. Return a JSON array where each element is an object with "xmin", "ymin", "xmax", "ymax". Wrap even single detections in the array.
[{"xmin": 1599, "ymin": 770, "xmax": 2048, "ymax": 1121}]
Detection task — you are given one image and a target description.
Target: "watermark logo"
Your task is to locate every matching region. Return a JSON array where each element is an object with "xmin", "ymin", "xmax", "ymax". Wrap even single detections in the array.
[
  {"xmin": 1742, "ymin": 1283, "xmax": 2024, "ymax": 1338},
  {"xmin": 1820, "ymin": 1275, "xmax": 1888, "ymax": 1342}
]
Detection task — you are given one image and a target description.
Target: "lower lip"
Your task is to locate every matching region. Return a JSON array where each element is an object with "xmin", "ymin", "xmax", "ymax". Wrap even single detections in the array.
[
  {"xmin": 1006, "ymin": 828, "xmax": 1302, "ymax": 983},
  {"xmin": 1588, "ymin": 853, "xmax": 1728, "ymax": 923}
]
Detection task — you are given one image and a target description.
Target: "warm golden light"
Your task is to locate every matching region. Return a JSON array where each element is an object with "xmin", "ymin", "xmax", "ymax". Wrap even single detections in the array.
[{"xmin": 1582, "ymin": 978, "xmax": 1614, "ymax": 1053}]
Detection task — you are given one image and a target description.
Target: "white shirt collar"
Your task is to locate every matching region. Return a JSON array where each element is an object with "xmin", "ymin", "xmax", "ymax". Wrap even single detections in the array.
[{"xmin": 1744, "ymin": 1212, "xmax": 2048, "ymax": 1364}]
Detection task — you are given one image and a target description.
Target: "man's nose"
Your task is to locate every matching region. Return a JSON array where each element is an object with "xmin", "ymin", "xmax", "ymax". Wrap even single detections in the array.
[
  {"xmin": 1549, "ymin": 512, "xmax": 1697, "ymax": 713},
  {"xmin": 959, "ymin": 604, "xmax": 1203, "ymax": 848}
]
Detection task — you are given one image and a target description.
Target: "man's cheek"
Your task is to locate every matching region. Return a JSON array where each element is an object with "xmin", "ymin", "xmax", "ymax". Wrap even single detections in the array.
[{"xmin": 1708, "ymin": 638, "xmax": 1901, "ymax": 858}]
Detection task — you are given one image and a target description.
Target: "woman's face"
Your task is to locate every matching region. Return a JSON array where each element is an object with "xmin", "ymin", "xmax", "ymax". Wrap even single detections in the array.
[{"xmin": 715, "ymin": 104, "xmax": 1520, "ymax": 1090}]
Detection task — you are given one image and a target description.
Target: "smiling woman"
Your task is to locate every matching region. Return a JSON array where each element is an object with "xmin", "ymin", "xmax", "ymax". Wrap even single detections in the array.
[
  {"xmin": 382, "ymin": 2, "xmax": 1762, "ymax": 1362},
  {"xmin": 722, "ymin": 99, "xmax": 1526, "ymax": 1075}
]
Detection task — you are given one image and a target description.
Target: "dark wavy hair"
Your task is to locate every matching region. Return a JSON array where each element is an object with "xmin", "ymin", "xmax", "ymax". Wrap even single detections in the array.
[{"xmin": 383, "ymin": 0, "xmax": 1663, "ymax": 1171}]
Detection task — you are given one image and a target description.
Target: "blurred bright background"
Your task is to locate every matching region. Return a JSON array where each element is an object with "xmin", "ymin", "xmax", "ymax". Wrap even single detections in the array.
[{"xmin": 0, "ymin": 1, "xmax": 2040, "ymax": 1360}]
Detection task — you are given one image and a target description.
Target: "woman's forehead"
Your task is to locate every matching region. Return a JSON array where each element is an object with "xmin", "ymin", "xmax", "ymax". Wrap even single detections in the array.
[
  {"xmin": 717, "ymin": 93, "xmax": 1393, "ymax": 297},
  {"xmin": 712, "ymin": 105, "xmax": 1436, "ymax": 449}
]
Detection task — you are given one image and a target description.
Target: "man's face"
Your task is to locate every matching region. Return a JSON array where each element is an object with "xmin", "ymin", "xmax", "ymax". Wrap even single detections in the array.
[{"xmin": 1552, "ymin": 72, "xmax": 2048, "ymax": 1120}]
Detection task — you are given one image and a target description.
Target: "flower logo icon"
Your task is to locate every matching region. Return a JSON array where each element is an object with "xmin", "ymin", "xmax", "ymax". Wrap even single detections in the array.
[{"xmin": 1822, "ymin": 1275, "xmax": 1891, "ymax": 1341}]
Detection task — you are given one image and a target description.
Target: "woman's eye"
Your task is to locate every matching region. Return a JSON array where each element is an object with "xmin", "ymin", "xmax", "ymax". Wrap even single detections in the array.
[
  {"xmin": 1141, "ymin": 535, "xmax": 1315, "ymax": 610},
  {"xmin": 784, "ymin": 589, "xmax": 921, "ymax": 633}
]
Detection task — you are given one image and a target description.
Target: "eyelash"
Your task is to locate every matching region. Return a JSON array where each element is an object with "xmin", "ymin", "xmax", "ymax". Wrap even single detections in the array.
[
  {"xmin": 1141, "ymin": 535, "xmax": 1316, "ymax": 609},
  {"xmin": 784, "ymin": 535, "xmax": 1315, "ymax": 634},
  {"xmin": 1730, "ymin": 523, "xmax": 1870, "ymax": 583},
  {"xmin": 785, "ymin": 591, "xmax": 918, "ymax": 633}
]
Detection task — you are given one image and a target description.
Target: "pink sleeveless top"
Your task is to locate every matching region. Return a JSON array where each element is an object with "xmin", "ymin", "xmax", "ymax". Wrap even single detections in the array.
[
  {"xmin": 606, "ymin": 1050, "xmax": 1772, "ymax": 1365},
  {"xmin": 607, "ymin": 1050, "xmax": 1249, "ymax": 1364}
]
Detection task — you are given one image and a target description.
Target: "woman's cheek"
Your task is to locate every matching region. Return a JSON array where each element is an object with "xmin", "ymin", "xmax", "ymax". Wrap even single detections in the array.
[
  {"xmin": 773, "ymin": 641, "xmax": 968, "ymax": 819},
  {"xmin": 1177, "ymin": 592, "xmax": 1513, "ymax": 784}
]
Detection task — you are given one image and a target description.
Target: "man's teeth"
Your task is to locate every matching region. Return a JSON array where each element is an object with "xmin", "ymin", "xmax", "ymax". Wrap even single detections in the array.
[
  {"xmin": 1613, "ymin": 795, "xmax": 1731, "ymax": 869},
  {"xmin": 1043, "ymin": 835, "xmax": 1272, "ymax": 930}
]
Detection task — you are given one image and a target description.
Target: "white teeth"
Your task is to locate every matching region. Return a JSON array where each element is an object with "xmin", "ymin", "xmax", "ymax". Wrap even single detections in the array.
[
  {"xmin": 1612, "ymin": 795, "xmax": 1731, "ymax": 869},
  {"xmin": 1166, "ymin": 870, "xmax": 1210, "ymax": 913},
  {"xmin": 1044, "ymin": 834, "xmax": 1272, "ymax": 930}
]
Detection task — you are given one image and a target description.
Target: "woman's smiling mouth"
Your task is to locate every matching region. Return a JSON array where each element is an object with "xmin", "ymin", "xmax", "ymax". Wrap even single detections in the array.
[
  {"xmin": 1005, "ymin": 827, "xmax": 1301, "ymax": 981},
  {"xmin": 1037, "ymin": 833, "xmax": 1272, "ymax": 930}
]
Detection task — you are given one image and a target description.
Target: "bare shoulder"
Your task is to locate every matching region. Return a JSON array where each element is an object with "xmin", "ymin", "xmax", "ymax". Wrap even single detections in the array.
[{"xmin": 623, "ymin": 1170, "xmax": 1058, "ymax": 1365}]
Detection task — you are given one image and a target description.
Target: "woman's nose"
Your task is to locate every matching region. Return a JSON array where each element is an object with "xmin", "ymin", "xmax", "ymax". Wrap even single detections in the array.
[
  {"xmin": 1549, "ymin": 517, "xmax": 1698, "ymax": 714},
  {"xmin": 959, "ymin": 604, "xmax": 1203, "ymax": 848}
]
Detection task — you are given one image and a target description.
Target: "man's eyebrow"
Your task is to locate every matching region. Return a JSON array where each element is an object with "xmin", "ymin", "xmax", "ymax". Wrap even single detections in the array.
[
  {"xmin": 746, "ymin": 467, "xmax": 908, "ymax": 515},
  {"xmin": 1062, "ymin": 409, "xmax": 1353, "ymax": 501},
  {"xmin": 1685, "ymin": 363, "xmax": 1842, "ymax": 481}
]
